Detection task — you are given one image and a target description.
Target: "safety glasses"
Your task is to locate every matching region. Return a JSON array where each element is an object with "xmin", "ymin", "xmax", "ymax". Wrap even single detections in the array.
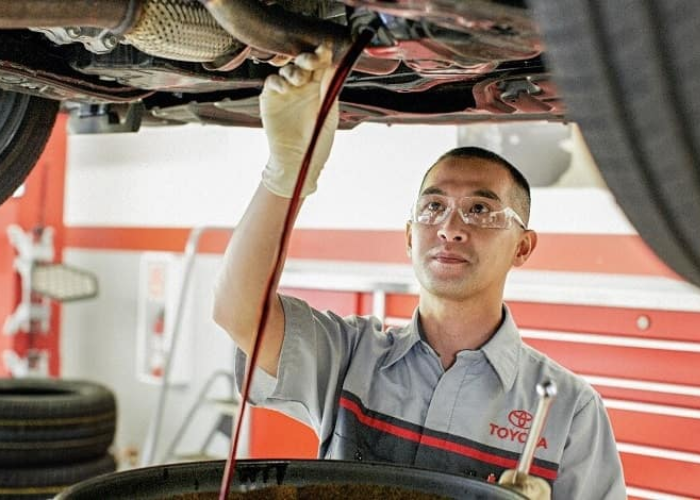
[{"xmin": 411, "ymin": 194, "xmax": 526, "ymax": 230}]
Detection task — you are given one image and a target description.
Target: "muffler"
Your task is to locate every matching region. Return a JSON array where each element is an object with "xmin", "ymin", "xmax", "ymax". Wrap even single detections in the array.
[{"xmin": 0, "ymin": 0, "xmax": 352, "ymax": 64}]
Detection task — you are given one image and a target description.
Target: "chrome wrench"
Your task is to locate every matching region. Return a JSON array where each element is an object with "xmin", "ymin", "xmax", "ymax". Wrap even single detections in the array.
[{"xmin": 515, "ymin": 380, "xmax": 558, "ymax": 481}]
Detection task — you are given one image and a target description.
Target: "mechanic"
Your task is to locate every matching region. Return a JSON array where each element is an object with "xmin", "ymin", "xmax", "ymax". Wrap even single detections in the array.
[{"xmin": 213, "ymin": 45, "xmax": 626, "ymax": 500}]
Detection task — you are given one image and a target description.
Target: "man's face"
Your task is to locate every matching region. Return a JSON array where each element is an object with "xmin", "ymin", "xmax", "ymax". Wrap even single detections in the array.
[{"xmin": 405, "ymin": 156, "xmax": 535, "ymax": 302}]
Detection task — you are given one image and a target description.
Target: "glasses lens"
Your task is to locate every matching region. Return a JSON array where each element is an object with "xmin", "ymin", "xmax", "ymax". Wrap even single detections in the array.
[
  {"xmin": 413, "ymin": 194, "xmax": 451, "ymax": 225},
  {"xmin": 458, "ymin": 197, "xmax": 511, "ymax": 229}
]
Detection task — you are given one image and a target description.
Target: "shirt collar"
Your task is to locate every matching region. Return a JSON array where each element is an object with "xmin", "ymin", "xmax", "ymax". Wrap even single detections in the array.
[
  {"xmin": 480, "ymin": 304, "xmax": 521, "ymax": 392},
  {"xmin": 381, "ymin": 309, "xmax": 423, "ymax": 370},
  {"xmin": 381, "ymin": 305, "xmax": 522, "ymax": 391}
]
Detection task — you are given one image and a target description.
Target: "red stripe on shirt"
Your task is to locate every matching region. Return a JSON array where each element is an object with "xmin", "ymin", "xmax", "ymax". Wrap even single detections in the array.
[{"xmin": 339, "ymin": 396, "xmax": 558, "ymax": 481}]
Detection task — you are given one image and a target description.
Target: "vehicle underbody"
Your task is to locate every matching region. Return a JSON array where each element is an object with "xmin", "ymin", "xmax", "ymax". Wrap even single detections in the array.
[
  {"xmin": 1, "ymin": 0, "xmax": 700, "ymax": 287},
  {"xmin": 0, "ymin": 0, "xmax": 561, "ymax": 130}
]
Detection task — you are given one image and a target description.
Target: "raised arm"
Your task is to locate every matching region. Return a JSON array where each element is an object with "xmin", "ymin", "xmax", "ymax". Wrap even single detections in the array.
[{"xmin": 212, "ymin": 45, "xmax": 339, "ymax": 376}]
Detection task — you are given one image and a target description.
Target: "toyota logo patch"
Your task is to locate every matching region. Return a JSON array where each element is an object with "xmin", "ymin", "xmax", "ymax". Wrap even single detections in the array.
[{"xmin": 508, "ymin": 410, "xmax": 533, "ymax": 429}]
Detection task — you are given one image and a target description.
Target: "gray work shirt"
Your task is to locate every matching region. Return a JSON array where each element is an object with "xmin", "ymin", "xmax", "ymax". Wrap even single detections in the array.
[{"xmin": 235, "ymin": 294, "xmax": 626, "ymax": 500}]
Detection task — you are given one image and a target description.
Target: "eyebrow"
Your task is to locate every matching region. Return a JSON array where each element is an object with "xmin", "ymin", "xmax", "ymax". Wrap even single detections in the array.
[
  {"xmin": 472, "ymin": 189, "xmax": 502, "ymax": 202},
  {"xmin": 421, "ymin": 186, "xmax": 446, "ymax": 196},
  {"xmin": 420, "ymin": 186, "xmax": 503, "ymax": 202}
]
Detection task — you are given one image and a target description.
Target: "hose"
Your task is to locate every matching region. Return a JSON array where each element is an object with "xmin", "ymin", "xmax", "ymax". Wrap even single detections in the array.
[{"xmin": 217, "ymin": 25, "xmax": 378, "ymax": 500}]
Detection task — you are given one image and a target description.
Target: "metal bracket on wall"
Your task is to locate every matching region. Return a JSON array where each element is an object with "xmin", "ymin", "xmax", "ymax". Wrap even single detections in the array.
[
  {"xmin": 3, "ymin": 225, "xmax": 54, "ymax": 336},
  {"xmin": 3, "ymin": 224, "xmax": 99, "ymax": 336}
]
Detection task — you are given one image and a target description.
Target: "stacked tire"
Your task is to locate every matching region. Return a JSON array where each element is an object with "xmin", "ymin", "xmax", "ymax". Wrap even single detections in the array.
[{"xmin": 0, "ymin": 379, "xmax": 117, "ymax": 500}]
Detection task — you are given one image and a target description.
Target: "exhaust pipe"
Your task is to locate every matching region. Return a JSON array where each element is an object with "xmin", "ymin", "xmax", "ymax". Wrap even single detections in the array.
[
  {"xmin": 197, "ymin": 0, "xmax": 351, "ymax": 61},
  {"xmin": 0, "ymin": 0, "xmax": 351, "ymax": 57},
  {"xmin": 0, "ymin": 0, "xmax": 140, "ymax": 33},
  {"xmin": 0, "ymin": 0, "xmax": 389, "ymax": 72}
]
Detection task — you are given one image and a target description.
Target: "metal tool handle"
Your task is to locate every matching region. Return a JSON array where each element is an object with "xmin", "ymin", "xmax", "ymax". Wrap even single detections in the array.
[{"xmin": 516, "ymin": 380, "xmax": 557, "ymax": 476}]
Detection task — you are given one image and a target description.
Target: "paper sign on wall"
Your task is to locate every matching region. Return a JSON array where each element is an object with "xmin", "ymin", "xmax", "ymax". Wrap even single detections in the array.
[{"xmin": 136, "ymin": 252, "xmax": 192, "ymax": 386}]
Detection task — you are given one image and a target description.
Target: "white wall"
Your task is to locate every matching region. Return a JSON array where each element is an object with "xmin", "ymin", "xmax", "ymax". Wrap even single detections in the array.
[
  {"xmin": 65, "ymin": 123, "xmax": 456, "ymax": 230},
  {"xmin": 65, "ymin": 122, "xmax": 635, "ymax": 233}
]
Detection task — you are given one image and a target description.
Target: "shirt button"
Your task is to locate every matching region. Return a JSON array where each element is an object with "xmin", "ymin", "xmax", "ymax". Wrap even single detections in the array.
[{"xmin": 354, "ymin": 449, "xmax": 363, "ymax": 461}]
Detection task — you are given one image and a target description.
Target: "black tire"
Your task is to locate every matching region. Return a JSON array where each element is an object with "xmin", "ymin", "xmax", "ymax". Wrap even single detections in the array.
[
  {"xmin": 0, "ymin": 379, "xmax": 116, "ymax": 467},
  {"xmin": 528, "ymin": 0, "xmax": 700, "ymax": 286},
  {"xmin": 0, "ymin": 453, "xmax": 116, "ymax": 500},
  {"xmin": 0, "ymin": 91, "xmax": 60, "ymax": 205}
]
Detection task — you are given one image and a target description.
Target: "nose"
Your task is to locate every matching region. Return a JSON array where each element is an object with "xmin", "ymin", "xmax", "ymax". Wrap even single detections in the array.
[{"xmin": 437, "ymin": 209, "xmax": 468, "ymax": 242}]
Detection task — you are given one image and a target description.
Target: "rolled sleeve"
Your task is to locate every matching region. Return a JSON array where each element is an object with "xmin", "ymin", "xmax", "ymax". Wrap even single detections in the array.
[
  {"xmin": 233, "ymin": 347, "xmax": 278, "ymax": 403},
  {"xmin": 233, "ymin": 294, "xmax": 362, "ymax": 439}
]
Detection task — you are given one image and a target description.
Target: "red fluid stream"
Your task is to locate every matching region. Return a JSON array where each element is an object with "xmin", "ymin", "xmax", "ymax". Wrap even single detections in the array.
[{"xmin": 218, "ymin": 28, "xmax": 376, "ymax": 500}]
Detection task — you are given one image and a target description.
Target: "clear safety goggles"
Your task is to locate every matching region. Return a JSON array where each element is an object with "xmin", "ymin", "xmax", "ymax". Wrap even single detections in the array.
[{"xmin": 410, "ymin": 194, "xmax": 526, "ymax": 230}]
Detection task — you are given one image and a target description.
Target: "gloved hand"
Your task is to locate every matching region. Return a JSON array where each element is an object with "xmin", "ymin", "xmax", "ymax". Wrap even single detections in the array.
[
  {"xmin": 498, "ymin": 470, "xmax": 551, "ymax": 500},
  {"xmin": 260, "ymin": 44, "xmax": 339, "ymax": 198}
]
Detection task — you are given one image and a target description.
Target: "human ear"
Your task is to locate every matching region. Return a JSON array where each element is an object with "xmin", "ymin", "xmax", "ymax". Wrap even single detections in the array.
[{"xmin": 513, "ymin": 229, "xmax": 537, "ymax": 267}]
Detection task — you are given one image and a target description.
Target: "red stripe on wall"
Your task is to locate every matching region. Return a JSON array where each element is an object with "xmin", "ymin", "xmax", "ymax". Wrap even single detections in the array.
[
  {"xmin": 386, "ymin": 297, "xmax": 700, "ymax": 343},
  {"xmin": 64, "ymin": 227, "xmax": 679, "ymax": 278},
  {"xmin": 509, "ymin": 302, "xmax": 700, "ymax": 342},
  {"xmin": 281, "ymin": 288, "xmax": 363, "ymax": 317},
  {"xmin": 385, "ymin": 293, "xmax": 700, "ymax": 342},
  {"xmin": 385, "ymin": 293, "xmax": 418, "ymax": 318},
  {"xmin": 596, "ymin": 386, "xmax": 700, "ymax": 411},
  {"xmin": 339, "ymin": 396, "xmax": 558, "ymax": 480},
  {"xmin": 621, "ymin": 452, "xmax": 700, "ymax": 498},
  {"xmin": 526, "ymin": 234, "xmax": 679, "ymax": 278},
  {"xmin": 64, "ymin": 227, "xmax": 232, "ymax": 253},
  {"xmin": 524, "ymin": 339, "xmax": 700, "ymax": 387},
  {"xmin": 610, "ymin": 409, "xmax": 700, "ymax": 455}
]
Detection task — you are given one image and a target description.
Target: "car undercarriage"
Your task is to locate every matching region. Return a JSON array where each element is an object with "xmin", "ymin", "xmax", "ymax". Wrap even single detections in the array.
[{"xmin": 1, "ymin": 0, "xmax": 699, "ymax": 287}]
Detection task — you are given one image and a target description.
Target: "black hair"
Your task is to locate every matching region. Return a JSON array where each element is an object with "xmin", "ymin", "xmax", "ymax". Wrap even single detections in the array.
[{"xmin": 419, "ymin": 146, "xmax": 531, "ymax": 225}]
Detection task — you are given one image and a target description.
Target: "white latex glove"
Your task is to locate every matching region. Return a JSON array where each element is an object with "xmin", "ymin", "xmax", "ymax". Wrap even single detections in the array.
[
  {"xmin": 498, "ymin": 470, "xmax": 552, "ymax": 500},
  {"xmin": 260, "ymin": 44, "xmax": 339, "ymax": 198}
]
